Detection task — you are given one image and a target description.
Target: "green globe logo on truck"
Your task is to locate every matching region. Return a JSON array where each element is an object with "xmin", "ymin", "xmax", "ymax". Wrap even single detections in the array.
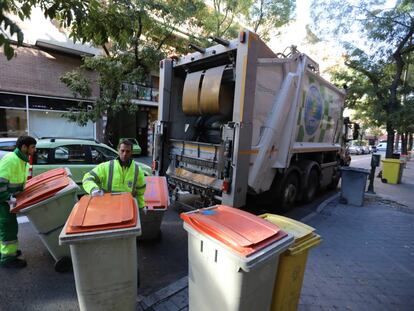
[{"xmin": 304, "ymin": 85, "xmax": 323, "ymax": 136}]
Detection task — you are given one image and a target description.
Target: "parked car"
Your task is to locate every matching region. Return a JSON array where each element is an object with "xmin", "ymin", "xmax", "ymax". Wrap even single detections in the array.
[
  {"xmin": 347, "ymin": 143, "xmax": 362, "ymax": 155},
  {"xmin": 362, "ymin": 145, "xmax": 371, "ymax": 154},
  {"xmin": 33, "ymin": 138, "xmax": 151, "ymax": 193},
  {"xmin": 0, "ymin": 137, "xmax": 18, "ymax": 159},
  {"xmin": 119, "ymin": 138, "xmax": 142, "ymax": 156},
  {"xmin": 376, "ymin": 142, "xmax": 387, "ymax": 152}
]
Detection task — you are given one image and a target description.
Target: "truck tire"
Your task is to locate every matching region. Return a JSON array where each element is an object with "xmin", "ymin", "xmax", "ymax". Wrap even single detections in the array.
[
  {"xmin": 279, "ymin": 172, "xmax": 300, "ymax": 212},
  {"xmin": 327, "ymin": 174, "xmax": 340, "ymax": 190},
  {"xmin": 303, "ymin": 168, "xmax": 319, "ymax": 203}
]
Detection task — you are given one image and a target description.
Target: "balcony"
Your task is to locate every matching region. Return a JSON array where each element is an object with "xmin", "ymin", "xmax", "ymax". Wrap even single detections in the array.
[{"xmin": 122, "ymin": 83, "xmax": 159, "ymax": 105}]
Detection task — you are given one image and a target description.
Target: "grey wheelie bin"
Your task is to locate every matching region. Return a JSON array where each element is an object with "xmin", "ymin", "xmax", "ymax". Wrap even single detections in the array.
[
  {"xmin": 11, "ymin": 173, "xmax": 79, "ymax": 272},
  {"xmin": 340, "ymin": 167, "xmax": 370, "ymax": 206},
  {"xmin": 181, "ymin": 205, "xmax": 294, "ymax": 311},
  {"xmin": 59, "ymin": 193, "xmax": 141, "ymax": 311},
  {"xmin": 139, "ymin": 176, "xmax": 169, "ymax": 241}
]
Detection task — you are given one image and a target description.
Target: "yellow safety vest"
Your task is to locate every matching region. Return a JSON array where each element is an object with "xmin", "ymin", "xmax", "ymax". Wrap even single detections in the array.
[
  {"xmin": 82, "ymin": 159, "xmax": 146, "ymax": 208},
  {"xmin": 0, "ymin": 149, "xmax": 28, "ymax": 202}
]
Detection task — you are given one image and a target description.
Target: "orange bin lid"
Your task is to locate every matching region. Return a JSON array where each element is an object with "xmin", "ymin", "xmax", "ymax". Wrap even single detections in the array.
[
  {"xmin": 144, "ymin": 176, "xmax": 169, "ymax": 210},
  {"xmin": 181, "ymin": 205, "xmax": 288, "ymax": 257},
  {"xmin": 65, "ymin": 193, "xmax": 138, "ymax": 234},
  {"xmin": 12, "ymin": 176, "xmax": 70, "ymax": 213},
  {"xmin": 25, "ymin": 168, "xmax": 68, "ymax": 190}
]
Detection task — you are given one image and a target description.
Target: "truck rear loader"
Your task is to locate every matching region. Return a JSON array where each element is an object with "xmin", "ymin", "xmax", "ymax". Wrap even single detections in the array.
[{"xmin": 153, "ymin": 30, "xmax": 348, "ymax": 211}]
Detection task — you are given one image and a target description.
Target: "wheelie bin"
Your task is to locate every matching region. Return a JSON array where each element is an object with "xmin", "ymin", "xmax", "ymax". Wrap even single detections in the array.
[
  {"xmin": 340, "ymin": 167, "xmax": 370, "ymax": 206},
  {"xmin": 59, "ymin": 193, "xmax": 141, "ymax": 311},
  {"xmin": 381, "ymin": 158, "xmax": 404, "ymax": 184},
  {"xmin": 260, "ymin": 214, "xmax": 322, "ymax": 311},
  {"xmin": 138, "ymin": 176, "xmax": 169, "ymax": 241},
  {"xmin": 181, "ymin": 205, "xmax": 294, "ymax": 311},
  {"xmin": 11, "ymin": 173, "xmax": 79, "ymax": 272},
  {"xmin": 25, "ymin": 167, "xmax": 71, "ymax": 190}
]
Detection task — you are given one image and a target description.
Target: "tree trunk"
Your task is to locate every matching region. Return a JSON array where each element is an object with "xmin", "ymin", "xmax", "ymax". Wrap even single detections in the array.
[
  {"xmin": 394, "ymin": 133, "xmax": 400, "ymax": 151},
  {"xmin": 408, "ymin": 133, "xmax": 413, "ymax": 152},
  {"xmin": 104, "ymin": 115, "xmax": 118, "ymax": 149},
  {"xmin": 401, "ymin": 132, "xmax": 407, "ymax": 155},
  {"xmin": 385, "ymin": 122, "xmax": 395, "ymax": 158}
]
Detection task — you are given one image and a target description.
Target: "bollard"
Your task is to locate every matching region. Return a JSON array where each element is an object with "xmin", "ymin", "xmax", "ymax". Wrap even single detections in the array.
[{"xmin": 367, "ymin": 154, "xmax": 381, "ymax": 194}]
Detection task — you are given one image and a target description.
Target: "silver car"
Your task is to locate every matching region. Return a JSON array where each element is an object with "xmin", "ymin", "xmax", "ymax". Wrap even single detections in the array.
[{"xmin": 0, "ymin": 137, "xmax": 18, "ymax": 159}]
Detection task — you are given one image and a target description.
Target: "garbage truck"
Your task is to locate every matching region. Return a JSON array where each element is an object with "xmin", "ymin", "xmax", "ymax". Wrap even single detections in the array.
[{"xmin": 152, "ymin": 30, "xmax": 352, "ymax": 210}]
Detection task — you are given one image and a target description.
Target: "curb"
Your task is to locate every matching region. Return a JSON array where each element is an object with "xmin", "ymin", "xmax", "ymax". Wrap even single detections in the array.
[
  {"xmin": 139, "ymin": 276, "xmax": 188, "ymax": 309},
  {"xmin": 299, "ymin": 192, "xmax": 340, "ymax": 223}
]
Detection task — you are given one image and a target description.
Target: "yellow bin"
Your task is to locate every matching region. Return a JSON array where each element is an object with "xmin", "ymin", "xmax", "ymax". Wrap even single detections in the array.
[
  {"xmin": 260, "ymin": 214, "xmax": 322, "ymax": 311},
  {"xmin": 381, "ymin": 158, "xmax": 403, "ymax": 184}
]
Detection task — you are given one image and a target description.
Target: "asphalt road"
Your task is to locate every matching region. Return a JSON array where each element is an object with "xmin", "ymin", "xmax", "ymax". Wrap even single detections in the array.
[{"xmin": 1, "ymin": 157, "xmax": 358, "ymax": 310}]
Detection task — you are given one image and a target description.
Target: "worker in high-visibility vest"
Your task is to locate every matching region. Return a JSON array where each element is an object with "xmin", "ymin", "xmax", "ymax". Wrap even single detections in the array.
[
  {"xmin": 0, "ymin": 136, "xmax": 36, "ymax": 268},
  {"xmin": 82, "ymin": 139, "xmax": 146, "ymax": 208}
]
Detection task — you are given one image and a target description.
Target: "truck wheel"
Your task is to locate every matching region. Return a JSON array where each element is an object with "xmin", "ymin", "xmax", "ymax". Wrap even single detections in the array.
[
  {"xmin": 327, "ymin": 174, "xmax": 340, "ymax": 190},
  {"xmin": 303, "ymin": 169, "xmax": 319, "ymax": 203},
  {"xmin": 279, "ymin": 172, "xmax": 299, "ymax": 211}
]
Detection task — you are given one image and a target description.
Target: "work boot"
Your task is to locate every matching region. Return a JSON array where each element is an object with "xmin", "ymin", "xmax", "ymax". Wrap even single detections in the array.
[{"xmin": 1, "ymin": 258, "xmax": 27, "ymax": 269}]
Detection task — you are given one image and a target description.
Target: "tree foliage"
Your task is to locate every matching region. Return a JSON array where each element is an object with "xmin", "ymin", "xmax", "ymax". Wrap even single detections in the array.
[
  {"xmin": 198, "ymin": 0, "xmax": 295, "ymax": 41},
  {"xmin": 311, "ymin": 0, "xmax": 414, "ymax": 157},
  {"xmin": 1, "ymin": 0, "xmax": 295, "ymax": 145}
]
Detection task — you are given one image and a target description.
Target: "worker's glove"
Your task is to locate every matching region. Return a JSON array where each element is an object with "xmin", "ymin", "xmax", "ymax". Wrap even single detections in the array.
[
  {"xmin": 91, "ymin": 189, "xmax": 104, "ymax": 197},
  {"xmin": 8, "ymin": 196, "xmax": 17, "ymax": 210}
]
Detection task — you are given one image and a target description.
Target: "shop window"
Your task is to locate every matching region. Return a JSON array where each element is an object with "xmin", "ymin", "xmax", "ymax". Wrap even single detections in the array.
[
  {"xmin": 29, "ymin": 110, "xmax": 94, "ymax": 139},
  {"xmin": 0, "ymin": 108, "xmax": 27, "ymax": 137}
]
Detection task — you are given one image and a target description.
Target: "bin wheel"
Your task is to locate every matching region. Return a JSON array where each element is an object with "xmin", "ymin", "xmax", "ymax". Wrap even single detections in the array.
[
  {"xmin": 55, "ymin": 256, "xmax": 72, "ymax": 273},
  {"xmin": 381, "ymin": 178, "xmax": 388, "ymax": 183}
]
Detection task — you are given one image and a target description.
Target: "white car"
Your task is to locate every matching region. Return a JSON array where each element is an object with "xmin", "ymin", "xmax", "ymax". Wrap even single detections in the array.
[
  {"xmin": 376, "ymin": 142, "xmax": 387, "ymax": 152},
  {"xmin": 348, "ymin": 145, "xmax": 362, "ymax": 155},
  {"xmin": 0, "ymin": 137, "xmax": 18, "ymax": 159}
]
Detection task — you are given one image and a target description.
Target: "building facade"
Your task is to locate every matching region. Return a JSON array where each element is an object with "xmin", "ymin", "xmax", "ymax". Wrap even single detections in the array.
[{"xmin": 0, "ymin": 44, "xmax": 99, "ymax": 139}]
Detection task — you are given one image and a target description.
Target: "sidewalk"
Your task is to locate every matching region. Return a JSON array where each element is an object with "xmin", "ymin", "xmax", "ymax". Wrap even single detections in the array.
[{"xmin": 138, "ymin": 159, "xmax": 414, "ymax": 311}]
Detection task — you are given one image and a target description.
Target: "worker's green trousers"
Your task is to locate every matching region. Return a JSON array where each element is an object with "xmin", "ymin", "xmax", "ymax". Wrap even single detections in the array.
[{"xmin": 0, "ymin": 202, "xmax": 18, "ymax": 264}]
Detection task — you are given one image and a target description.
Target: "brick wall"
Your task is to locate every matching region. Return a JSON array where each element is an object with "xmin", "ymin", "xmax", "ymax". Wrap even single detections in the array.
[{"xmin": 0, "ymin": 46, "xmax": 99, "ymax": 99}]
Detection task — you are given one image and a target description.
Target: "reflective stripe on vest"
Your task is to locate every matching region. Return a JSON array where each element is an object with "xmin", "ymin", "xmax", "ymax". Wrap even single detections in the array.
[
  {"xmin": 132, "ymin": 163, "xmax": 139, "ymax": 197},
  {"xmin": 107, "ymin": 161, "xmax": 139, "ymax": 195},
  {"xmin": 108, "ymin": 160, "xmax": 115, "ymax": 192},
  {"xmin": 0, "ymin": 240, "xmax": 18, "ymax": 257},
  {"xmin": 88, "ymin": 170, "xmax": 101, "ymax": 184}
]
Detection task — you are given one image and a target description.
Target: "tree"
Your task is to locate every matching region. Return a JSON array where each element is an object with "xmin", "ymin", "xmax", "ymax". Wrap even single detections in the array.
[
  {"xmin": 54, "ymin": 0, "xmax": 209, "ymax": 145},
  {"xmin": 247, "ymin": 0, "xmax": 295, "ymax": 41},
  {"xmin": 0, "ymin": 0, "xmax": 90, "ymax": 59},
  {"xmin": 311, "ymin": 0, "xmax": 414, "ymax": 158},
  {"xmin": 195, "ymin": 0, "xmax": 295, "ymax": 41}
]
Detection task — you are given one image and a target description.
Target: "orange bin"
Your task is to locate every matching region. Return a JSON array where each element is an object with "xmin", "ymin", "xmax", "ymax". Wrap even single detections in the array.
[
  {"xmin": 181, "ymin": 205, "xmax": 294, "ymax": 311},
  {"xmin": 25, "ymin": 167, "xmax": 70, "ymax": 190},
  {"xmin": 139, "ymin": 176, "xmax": 170, "ymax": 241},
  {"xmin": 59, "ymin": 193, "xmax": 141, "ymax": 311},
  {"xmin": 11, "ymin": 174, "xmax": 79, "ymax": 272}
]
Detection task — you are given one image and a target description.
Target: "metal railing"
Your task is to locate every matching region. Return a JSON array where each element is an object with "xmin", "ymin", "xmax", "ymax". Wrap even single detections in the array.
[{"xmin": 122, "ymin": 83, "xmax": 159, "ymax": 102}]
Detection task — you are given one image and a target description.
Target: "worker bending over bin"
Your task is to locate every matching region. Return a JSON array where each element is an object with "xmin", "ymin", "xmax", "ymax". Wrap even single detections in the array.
[
  {"xmin": 82, "ymin": 139, "xmax": 146, "ymax": 207},
  {"xmin": 0, "ymin": 135, "xmax": 36, "ymax": 269}
]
